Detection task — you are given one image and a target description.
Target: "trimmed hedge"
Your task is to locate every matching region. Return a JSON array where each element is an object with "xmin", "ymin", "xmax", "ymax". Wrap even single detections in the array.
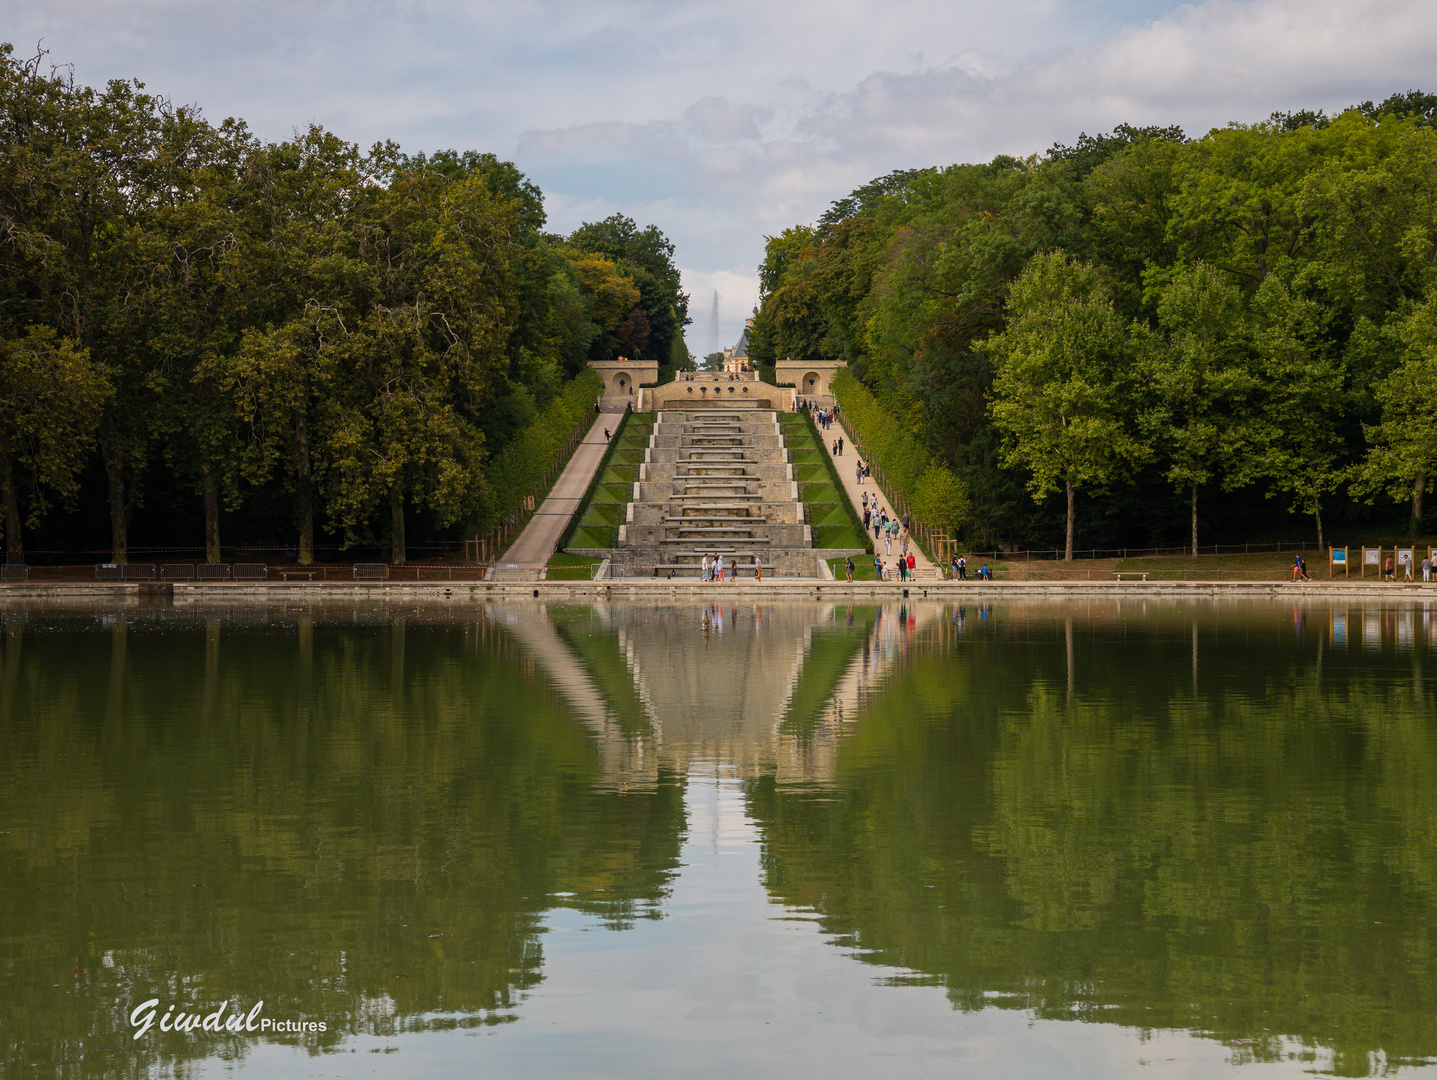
[
  {"xmin": 830, "ymin": 368, "xmax": 967, "ymax": 535},
  {"xmin": 478, "ymin": 368, "xmax": 604, "ymax": 530}
]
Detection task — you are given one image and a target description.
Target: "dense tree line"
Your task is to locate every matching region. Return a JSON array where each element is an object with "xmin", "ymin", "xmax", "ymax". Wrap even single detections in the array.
[
  {"xmin": 0, "ymin": 44, "xmax": 689, "ymax": 564},
  {"xmin": 749, "ymin": 93, "xmax": 1437, "ymax": 556}
]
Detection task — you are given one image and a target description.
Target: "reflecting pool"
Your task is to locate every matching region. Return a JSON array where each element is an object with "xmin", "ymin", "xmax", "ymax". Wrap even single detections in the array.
[{"xmin": 2, "ymin": 598, "xmax": 1436, "ymax": 1078}]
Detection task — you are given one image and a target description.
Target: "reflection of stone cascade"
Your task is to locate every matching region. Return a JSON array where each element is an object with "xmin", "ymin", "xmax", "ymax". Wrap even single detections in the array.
[
  {"xmin": 487, "ymin": 601, "xmax": 945, "ymax": 791},
  {"xmin": 614, "ymin": 605, "xmax": 837, "ymax": 784},
  {"xmin": 613, "ymin": 406, "xmax": 818, "ymax": 577}
]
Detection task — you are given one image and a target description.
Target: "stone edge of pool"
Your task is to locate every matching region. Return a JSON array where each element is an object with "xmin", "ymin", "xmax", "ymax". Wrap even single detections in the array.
[{"xmin": 1, "ymin": 580, "xmax": 1435, "ymax": 602}]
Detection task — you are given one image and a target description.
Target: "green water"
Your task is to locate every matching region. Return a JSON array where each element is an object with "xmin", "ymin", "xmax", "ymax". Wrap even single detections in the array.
[{"xmin": 1, "ymin": 598, "xmax": 1435, "ymax": 1078}]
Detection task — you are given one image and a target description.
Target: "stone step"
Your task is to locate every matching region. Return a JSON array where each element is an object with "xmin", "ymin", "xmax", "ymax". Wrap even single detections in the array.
[
  {"xmin": 661, "ymin": 533, "xmax": 771, "ymax": 543},
  {"xmin": 663, "ymin": 519, "xmax": 770, "ymax": 528},
  {"xmin": 656, "ymin": 548, "xmax": 784, "ymax": 560},
  {"xmin": 671, "ymin": 491, "xmax": 761, "ymax": 499}
]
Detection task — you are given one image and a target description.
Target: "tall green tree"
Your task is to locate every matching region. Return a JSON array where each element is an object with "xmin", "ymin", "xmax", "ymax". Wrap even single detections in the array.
[
  {"xmin": 1356, "ymin": 299, "xmax": 1437, "ymax": 526},
  {"xmin": 211, "ymin": 127, "xmax": 368, "ymax": 564},
  {"xmin": 318, "ymin": 162, "xmax": 518, "ymax": 563},
  {"xmin": 139, "ymin": 110, "xmax": 263, "ymax": 563},
  {"xmin": 0, "ymin": 327, "xmax": 109, "ymax": 561},
  {"xmin": 986, "ymin": 253, "xmax": 1143, "ymax": 559},
  {"xmin": 0, "ymin": 45, "xmax": 163, "ymax": 562},
  {"xmin": 1251, "ymin": 278, "xmax": 1346, "ymax": 548},
  {"xmin": 566, "ymin": 213, "xmax": 689, "ymax": 371},
  {"xmin": 1136, "ymin": 262, "xmax": 1265, "ymax": 553}
]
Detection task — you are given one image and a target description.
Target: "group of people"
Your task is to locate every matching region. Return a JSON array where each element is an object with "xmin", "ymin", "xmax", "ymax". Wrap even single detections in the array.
[
  {"xmin": 862, "ymin": 495, "xmax": 911, "ymax": 551},
  {"xmin": 948, "ymin": 555, "xmax": 992, "ymax": 580},
  {"xmin": 698, "ymin": 553, "xmax": 763, "ymax": 581},
  {"xmin": 843, "ymin": 552, "xmax": 917, "ymax": 581},
  {"xmin": 857, "ymin": 492, "xmax": 921, "ymax": 580},
  {"xmin": 1380, "ymin": 552, "xmax": 1429, "ymax": 581}
]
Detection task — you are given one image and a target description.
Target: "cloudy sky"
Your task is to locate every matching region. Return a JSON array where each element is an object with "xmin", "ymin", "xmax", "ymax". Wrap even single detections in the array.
[{"xmin": 6, "ymin": 0, "xmax": 1435, "ymax": 355}]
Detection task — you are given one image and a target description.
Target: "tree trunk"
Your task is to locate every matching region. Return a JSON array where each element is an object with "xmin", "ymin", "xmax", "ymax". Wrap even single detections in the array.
[
  {"xmin": 390, "ymin": 488, "xmax": 406, "ymax": 565},
  {"xmin": 294, "ymin": 408, "xmax": 314, "ymax": 566},
  {"xmin": 200, "ymin": 452, "xmax": 221, "ymax": 565},
  {"xmin": 101, "ymin": 429, "xmax": 129, "ymax": 564},
  {"xmin": 1, "ymin": 452, "xmax": 22, "ymax": 564},
  {"xmin": 1064, "ymin": 480, "xmax": 1074, "ymax": 562},
  {"xmin": 1412, "ymin": 474, "xmax": 1426, "ymax": 535},
  {"xmin": 1315, "ymin": 493, "xmax": 1325, "ymax": 552},
  {"xmin": 1191, "ymin": 483, "xmax": 1199, "ymax": 556}
]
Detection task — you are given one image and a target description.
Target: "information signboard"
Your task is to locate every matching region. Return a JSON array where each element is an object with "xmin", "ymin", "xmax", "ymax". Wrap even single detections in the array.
[{"xmin": 1362, "ymin": 547, "xmax": 1382, "ymax": 578}]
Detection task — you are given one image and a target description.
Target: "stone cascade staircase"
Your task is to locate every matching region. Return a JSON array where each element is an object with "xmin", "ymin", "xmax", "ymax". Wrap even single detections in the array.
[{"xmin": 611, "ymin": 406, "xmax": 821, "ymax": 577}]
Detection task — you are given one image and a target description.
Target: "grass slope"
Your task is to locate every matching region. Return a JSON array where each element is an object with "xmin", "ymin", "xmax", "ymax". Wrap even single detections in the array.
[
  {"xmin": 563, "ymin": 413, "xmax": 655, "ymax": 551},
  {"xmin": 779, "ymin": 412, "xmax": 870, "ymax": 551}
]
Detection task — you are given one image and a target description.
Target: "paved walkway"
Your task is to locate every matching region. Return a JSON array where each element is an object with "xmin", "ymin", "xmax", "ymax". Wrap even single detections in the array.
[
  {"xmin": 492, "ymin": 414, "xmax": 612, "ymax": 574},
  {"xmin": 828, "ymin": 430, "xmax": 942, "ymax": 581}
]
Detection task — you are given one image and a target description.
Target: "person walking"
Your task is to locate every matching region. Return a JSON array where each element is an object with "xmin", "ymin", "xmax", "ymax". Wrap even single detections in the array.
[
  {"xmin": 900, "ymin": 528, "xmax": 909, "ymax": 557},
  {"xmin": 907, "ymin": 552, "xmax": 916, "ymax": 579},
  {"xmin": 837, "ymin": 437, "xmax": 844, "ymax": 455},
  {"xmin": 845, "ymin": 555, "xmax": 854, "ymax": 582},
  {"xmin": 874, "ymin": 554, "xmax": 884, "ymax": 581},
  {"xmin": 702, "ymin": 553, "xmax": 711, "ymax": 582},
  {"xmin": 856, "ymin": 461, "xmax": 863, "ymax": 485},
  {"xmin": 753, "ymin": 553, "xmax": 763, "ymax": 581},
  {"xmin": 716, "ymin": 553, "xmax": 725, "ymax": 582},
  {"xmin": 863, "ymin": 506, "xmax": 871, "ymax": 530},
  {"xmin": 884, "ymin": 526, "xmax": 892, "ymax": 556},
  {"xmin": 1384, "ymin": 555, "xmax": 1394, "ymax": 582}
]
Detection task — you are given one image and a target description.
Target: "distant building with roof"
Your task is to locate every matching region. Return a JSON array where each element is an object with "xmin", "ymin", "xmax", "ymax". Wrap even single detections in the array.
[{"xmin": 721, "ymin": 311, "xmax": 756, "ymax": 374}]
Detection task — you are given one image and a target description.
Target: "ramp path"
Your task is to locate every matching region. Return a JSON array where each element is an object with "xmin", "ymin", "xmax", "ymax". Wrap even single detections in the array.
[
  {"xmin": 491, "ymin": 413, "xmax": 611, "ymax": 577},
  {"xmin": 832, "ymin": 436, "xmax": 941, "ymax": 581}
]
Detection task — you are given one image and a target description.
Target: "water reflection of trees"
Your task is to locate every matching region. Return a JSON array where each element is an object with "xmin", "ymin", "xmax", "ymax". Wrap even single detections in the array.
[
  {"xmin": 750, "ymin": 603, "xmax": 1437, "ymax": 1077},
  {"xmin": 0, "ymin": 610, "xmax": 685, "ymax": 1077}
]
